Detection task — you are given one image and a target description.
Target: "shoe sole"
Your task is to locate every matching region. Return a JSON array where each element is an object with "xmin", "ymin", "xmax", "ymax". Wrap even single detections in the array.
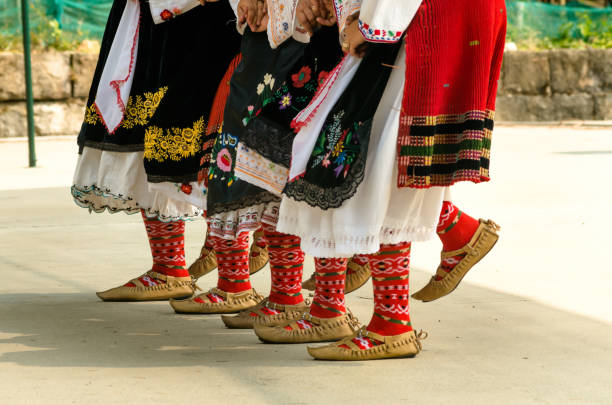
[
  {"xmin": 418, "ymin": 233, "xmax": 499, "ymax": 303},
  {"xmin": 97, "ymin": 293, "xmax": 194, "ymax": 302}
]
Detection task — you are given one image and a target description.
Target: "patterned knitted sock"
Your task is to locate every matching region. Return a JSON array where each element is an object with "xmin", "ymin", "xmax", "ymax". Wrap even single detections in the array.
[
  {"xmin": 436, "ymin": 201, "xmax": 480, "ymax": 280},
  {"xmin": 349, "ymin": 254, "xmax": 369, "ymax": 275},
  {"xmin": 284, "ymin": 257, "xmax": 348, "ymax": 332},
  {"xmin": 125, "ymin": 211, "xmax": 188, "ymax": 287},
  {"xmin": 262, "ymin": 223, "xmax": 305, "ymax": 306},
  {"xmin": 339, "ymin": 243, "xmax": 412, "ymax": 350},
  {"xmin": 310, "ymin": 257, "xmax": 348, "ymax": 318},
  {"xmin": 208, "ymin": 234, "xmax": 252, "ymax": 301}
]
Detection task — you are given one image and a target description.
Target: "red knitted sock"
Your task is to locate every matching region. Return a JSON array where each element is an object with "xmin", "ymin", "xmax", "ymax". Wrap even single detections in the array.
[
  {"xmin": 436, "ymin": 201, "xmax": 480, "ymax": 280},
  {"xmin": 366, "ymin": 242, "xmax": 413, "ymax": 336},
  {"xmin": 310, "ymin": 257, "xmax": 348, "ymax": 318},
  {"xmin": 210, "ymin": 233, "xmax": 252, "ymax": 296},
  {"xmin": 125, "ymin": 211, "xmax": 188, "ymax": 287},
  {"xmin": 339, "ymin": 243, "xmax": 413, "ymax": 350},
  {"xmin": 262, "ymin": 224, "xmax": 305, "ymax": 306},
  {"xmin": 284, "ymin": 257, "xmax": 348, "ymax": 332}
]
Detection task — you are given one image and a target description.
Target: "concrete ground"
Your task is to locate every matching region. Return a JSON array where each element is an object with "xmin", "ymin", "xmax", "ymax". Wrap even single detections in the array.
[{"xmin": 1, "ymin": 125, "xmax": 612, "ymax": 404}]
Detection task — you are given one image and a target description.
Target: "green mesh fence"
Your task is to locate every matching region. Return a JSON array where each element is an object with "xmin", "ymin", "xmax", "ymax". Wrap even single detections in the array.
[
  {"xmin": 1, "ymin": 1, "xmax": 612, "ymax": 49},
  {"xmin": 0, "ymin": 0, "xmax": 112, "ymax": 41},
  {"xmin": 507, "ymin": 0, "xmax": 612, "ymax": 45}
]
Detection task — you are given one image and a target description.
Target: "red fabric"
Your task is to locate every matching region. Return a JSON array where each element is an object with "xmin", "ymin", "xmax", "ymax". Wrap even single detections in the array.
[
  {"xmin": 262, "ymin": 224, "xmax": 305, "ymax": 306},
  {"xmin": 210, "ymin": 234, "xmax": 252, "ymax": 293},
  {"xmin": 140, "ymin": 210, "xmax": 188, "ymax": 278},
  {"xmin": 365, "ymin": 242, "xmax": 413, "ymax": 336},
  {"xmin": 401, "ymin": 0, "xmax": 506, "ymax": 117},
  {"xmin": 437, "ymin": 202, "xmax": 479, "ymax": 251},
  {"xmin": 310, "ymin": 258, "xmax": 348, "ymax": 318}
]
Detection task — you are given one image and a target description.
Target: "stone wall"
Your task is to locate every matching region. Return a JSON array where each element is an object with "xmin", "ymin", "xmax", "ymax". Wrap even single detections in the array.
[
  {"xmin": 497, "ymin": 49, "xmax": 612, "ymax": 121},
  {"xmin": 0, "ymin": 51, "xmax": 96, "ymax": 138},
  {"xmin": 0, "ymin": 49, "xmax": 611, "ymax": 138}
]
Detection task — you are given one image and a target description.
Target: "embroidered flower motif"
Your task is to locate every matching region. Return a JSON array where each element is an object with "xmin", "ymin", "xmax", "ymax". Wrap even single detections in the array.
[
  {"xmin": 322, "ymin": 153, "xmax": 331, "ymax": 168},
  {"xmin": 256, "ymin": 83, "xmax": 265, "ymax": 95},
  {"xmin": 291, "ymin": 66, "xmax": 312, "ymax": 88},
  {"xmin": 318, "ymin": 70, "xmax": 329, "ymax": 86},
  {"xmin": 247, "ymin": 105, "xmax": 254, "ymax": 113},
  {"xmin": 172, "ymin": 8, "xmax": 181, "ymax": 15},
  {"xmin": 216, "ymin": 148, "xmax": 232, "ymax": 172},
  {"xmin": 269, "ymin": 78, "xmax": 275, "ymax": 89},
  {"xmin": 180, "ymin": 183, "xmax": 192, "ymax": 194},
  {"xmin": 263, "ymin": 73, "xmax": 273, "ymax": 85},
  {"xmin": 160, "ymin": 9, "xmax": 173, "ymax": 21},
  {"xmin": 279, "ymin": 93, "xmax": 292, "ymax": 110},
  {"xmin": 332, "ymin": 139, "xmax": 344, "ymax": 157}
]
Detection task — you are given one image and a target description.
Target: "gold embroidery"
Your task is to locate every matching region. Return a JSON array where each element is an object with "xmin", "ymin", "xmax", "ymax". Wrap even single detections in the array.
[
  {"xmin": 82, "ymin": 86, "xmax": 168, "ymax": 129},
  {"xmin": 144, "ymin": 117, "xmax": 205, "ymax": 162},
  {"xmin": 84, "ymin": 104, "xmax": 99, "ymax": 125},
  {"xmin": 122, "ymin": 87, "xmax": 168, "ymax": 129}
]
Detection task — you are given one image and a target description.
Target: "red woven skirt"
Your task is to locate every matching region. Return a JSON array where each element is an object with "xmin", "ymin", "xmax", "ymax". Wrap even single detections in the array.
[{"xmin": 397, "ymin": 0, "xmax": 507, "ymax": 189}]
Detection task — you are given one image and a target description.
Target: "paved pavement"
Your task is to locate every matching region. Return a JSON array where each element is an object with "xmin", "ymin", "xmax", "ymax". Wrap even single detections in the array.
[{"xmin": 1, "ymin": 126, "xmax": 612, "ymax": 404}]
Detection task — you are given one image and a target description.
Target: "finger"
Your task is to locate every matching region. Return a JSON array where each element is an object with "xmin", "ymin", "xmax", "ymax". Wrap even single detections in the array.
[
  {"xmin": 257, "ymin": 2, "xmax": 265, "ymax": 26},
  {"xmin": 298, "ymin": 11, "xmax": 315, "ymax": 36},
  {"xmin": 316, "ymin": 16, "xmax": 335, "ymax": 27}
]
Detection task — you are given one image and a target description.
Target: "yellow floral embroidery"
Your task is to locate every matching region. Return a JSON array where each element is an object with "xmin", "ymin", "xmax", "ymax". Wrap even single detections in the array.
[
  {"xmin": 144, "ymin": 117, "xmax": 205, "ymax": 162},
  {"xmin": 84, "ymin": 104, "xmax": 99, "ymax": 125},
  {"xmin": 122, "ymin": 87, "xmax": 168, "ymax": 129},
  {"xmin": 82, "ymin": 86, "xmax": 168, "ymax": 129}
]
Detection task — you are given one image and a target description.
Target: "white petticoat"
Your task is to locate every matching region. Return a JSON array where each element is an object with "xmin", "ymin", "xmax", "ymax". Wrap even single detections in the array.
[
  {"xmin": 277, "ymin": 43, "xmax": 449, "ymax": 257},
  {"xmin": 71, "ymin": 146, "xmax": 206, "ymax": 222}
]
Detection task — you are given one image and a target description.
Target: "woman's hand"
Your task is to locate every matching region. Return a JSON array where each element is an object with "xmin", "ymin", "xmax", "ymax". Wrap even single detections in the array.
[
  {"xmin": 342, "ymin": 15, "xmax": 368, "ymax": 58},
  {"xmin": 296, "ymin": 0, "xmax": 335, "ymax": 35}
]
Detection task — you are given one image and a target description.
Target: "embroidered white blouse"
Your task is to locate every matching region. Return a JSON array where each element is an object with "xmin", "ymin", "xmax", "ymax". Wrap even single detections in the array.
[{"xmin": 333, "ymin": 0, "xmax": 422, "ymax": 42}]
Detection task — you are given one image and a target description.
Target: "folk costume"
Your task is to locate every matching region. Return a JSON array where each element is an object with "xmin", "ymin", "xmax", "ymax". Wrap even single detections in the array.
[
  {"xmin": 260, "ymin": 0, "xmax": 506, "ymax": 360},
  {"xmin": 71, "ymin": 0, "xmax": 242, "ymax": 301},
  {"xmin": 170, "ymin": 1, "xmax": 364, "ymax": 330}
]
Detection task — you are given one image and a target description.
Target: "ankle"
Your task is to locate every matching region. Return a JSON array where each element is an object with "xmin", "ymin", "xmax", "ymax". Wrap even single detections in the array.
[
  {"xmin": 153, "ymin": 265, "xmax": 189, "ymax": 278},
  {"xmin": 309, "ymin": 302, "xmax": 345, "ymax": 319},
  {"xmin": 217, "ymin": 280, "xmax": 252, "ymax": 293},
  {"xmin": 268, "ymin": 293, "xmax": 304, "ymax": 307},
  {"xmin": 366, "ymin": 316, "xmax": 413, "ymax": 336}
]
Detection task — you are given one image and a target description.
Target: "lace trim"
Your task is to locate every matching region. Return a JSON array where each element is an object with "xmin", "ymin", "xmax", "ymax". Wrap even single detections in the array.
[
  {"xmin": 71, "ymin": 184, "xmax": 201, "ymax": 222},
  {"xmin": 206, "ymin": 190, "xmax": 281, "ymax": 216},
  {"xmin": 208, "ymin": 201, "xmax": 280, "ymax": 240},
  {"xmin": 283, "ymin": 155, "xmax": 365, "ymax": 210},
  {"xmin": 242, "ymin": 116, "xmax": 294, "ymax": 167}
]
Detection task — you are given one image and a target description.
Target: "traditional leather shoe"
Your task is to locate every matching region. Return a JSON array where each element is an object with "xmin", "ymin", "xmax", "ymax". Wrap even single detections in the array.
[
  {"xmin": 169, "ymin": 287, "xmax": 264, "ymax": 314},
  {"xmin": 188, "ymin": 244, "xmax": 217, "ymax": 281},
  {"xmin": 412, "ymin": 219, "xmax": 500, "ymax": 302},
  {"xmin": 221, "ymin": 299, "xmax": 310, "ymax": 329},
  {"xmin": 307, "ymin": 327, "xmax": 428, "ymax": 361},
  {"xmin": 302, "ymin": 257, "xmax": 372, "ymax": 293},
  {"xmin": 345, "ymin": 259, "xmax": 371, "ymax": 293},
  {"xmin": 96, "ymin": 271, "xmax": 195, "ymax": 302},
  {"xmin": 254, "ymin": 311, "xmax": 360, "ymax": 344},
  {"xmin": 249, "ymin": 229, "xmax": 269, "ymax": 275}
]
